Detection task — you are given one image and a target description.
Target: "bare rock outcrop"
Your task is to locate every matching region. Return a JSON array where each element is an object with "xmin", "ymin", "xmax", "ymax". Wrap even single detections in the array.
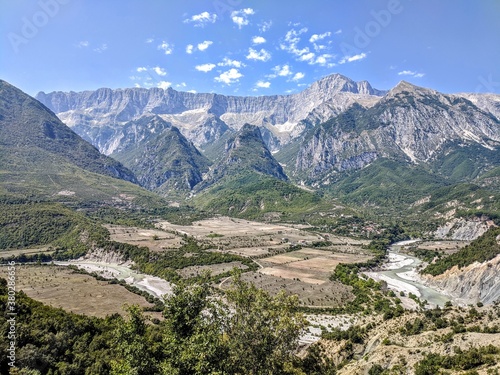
[
  {"xmin": 421, "ymin": 254, "xmax": 500, "ymax": 305},
  {"xmin": 79, "ymin": 249, "xmax": 132, "ymax": 266},
  {"xmin": 434, "ymin": 216, "xmax": 497, "ymax": 241}
]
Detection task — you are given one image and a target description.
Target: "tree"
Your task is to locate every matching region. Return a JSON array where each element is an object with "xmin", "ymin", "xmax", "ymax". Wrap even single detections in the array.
[
  {"xmin": 110, "ymin": 272, "xmax": 307, "ymax": 374},
  {"xmin": 159, "ymin": 277, "xmax": 229, "ymax": 374},
  {"xmin": 111, "ymin": 305, "xmax": 158, "ymax": 375},
  {"xmin": 224, "ymin": 272, "xmax": 307, "ymax": 375}
]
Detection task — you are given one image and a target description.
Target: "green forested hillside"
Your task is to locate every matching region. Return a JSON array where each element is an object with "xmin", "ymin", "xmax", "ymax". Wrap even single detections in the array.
[
  {"xmin": 0, "ymin": 80, "xmax": 169, "ymax": 206},
  {"xmin": 0, "ymin": 80, "xmax": 136, "ymax": 184},
  {"xmin": 192, "ymin": 171, "xmax": 323, "ymax": 221},
  {"xmin": 328, "ymin": 158, "xmax": 448, "ymax": 208},
  {"xmin": 112, "ymin": 117, "xmax": 212, "ymax": 194},
  {"xmin": 429, "ymin": 142, "xmax": 500, "ymax": 181},
  {"xmin": 423, "ymin": 226, "xmax": 500, "ymax": 276},
  {"xmin": 200, "ymin": 124, "xmax": 289, "ymax": 188},
  {"xmin": 0, "ymin": 199, "xmax": 110, "ymax": 262}
]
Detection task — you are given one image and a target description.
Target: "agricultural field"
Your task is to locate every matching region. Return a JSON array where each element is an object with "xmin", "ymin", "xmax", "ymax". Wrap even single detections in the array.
[
  {"xmin": 219, "ymin": 248, "xmax": 371, "ymax": 308},
  {"xmin": 226, "ymin": 272, "xmax": 354, "ymax": 308},
  {"xmin": 177, "ymin": 261, "xmax": 248, "ymax": 278},
  {"xmin": 105, "ymin": 224, "xmax": 183, "ymax": 252},
  {"xmin": 259, "ymin": 249, "xmax": 372, "ymax": 284},
  {"xmin": 0, "ymin": 246, "xmax": 54, "ymax": 259},
  {"xmin": 157, "ymin": 215, "xmax": 370, "ymax": 252},
  {"xmin": 0, "ymin": 264, "xmax": 160, "ymax": 319},
  {"xmin": 404, "ymin": 240, "xmax": 469, "ymax": 254},
  {"xmin": 101, "ymin": 216, "xmax": 374, "ymax": 308}
]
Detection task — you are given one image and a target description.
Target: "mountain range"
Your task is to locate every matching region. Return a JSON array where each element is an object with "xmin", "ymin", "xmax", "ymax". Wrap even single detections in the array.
[
  {"xmin": 0, "ymin": 72, "xmax": 498, "ymax": 223},
  {"xmin": 35, "ymin": 74, "xmax": 385, "ymax": 154},
  {"xmin": 34, "ymin": 74, "xmax": 500, "ymax": 211}
]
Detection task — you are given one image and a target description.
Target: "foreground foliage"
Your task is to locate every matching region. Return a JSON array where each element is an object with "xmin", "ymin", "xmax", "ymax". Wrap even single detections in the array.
[
  {"xmin": 414, "ymin": 345, "xmax": 499, "ymax": 375},
  {"xmin": 0, "ymin": 273, "xmax": 308, "ymax": 374}
]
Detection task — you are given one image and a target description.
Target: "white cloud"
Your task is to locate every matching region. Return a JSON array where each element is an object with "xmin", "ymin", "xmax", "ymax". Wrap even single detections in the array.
[
  {"xmin": 259, "ymin": 20, "xmax": 272, "ymax": 32},
  {"xmin": 347, "ymin": 53, "xmax": 366, "ymax": 62},
  {"xmin": 309, "ymin": 32, "xmax": 331, "ymax": 43},
  {"xmin": 215, "ymin": 68, "xmax": 243, "ymax": 85},
  {"xmin": 186, "ymin": 44, "xmax": 194, "ymax": 54},
  {"xmin": 246, "ymin": 48, "xmax": 271, "ymax": 62},
  {"xmin": 281, "ymin": 27, "xmax": 310, "ymax": 58},
  {"xmin": 309, "ymin": 32, "xmax": 333, "ymax": 53},
  {"xmin": 145, "ymin": 38, "xmax": 154, "ymax": 44},
  {"xmin": 93, "ymin": 43, "xmax": 108, "ymax": 53},
  {"xmin": 157, "ymin": 81, "xmax": 171, "ymax": 90},
  {"xmin": 153, "ymin": 66, "xmax": 167, "ymax": 76},
  {"xmin": 339, "ymin": 53, "xmax": 367, "ymax": 64},
  {"xmin": 231, "ymin": 8, "xmax": 255, "ymax": 29},
  {"xmin": 176, "ymin": 82, "xmax": 187, "ymax": 88},
  {"xmin": 256, "ymin": 81, "xmax": 271, "ymax": 88},
  {"xmin": 187, "ymin": 90, "xmax": 197, "ymax": 94},
  {"xmin": 398, "ymin": 70, "xmax": 425, "ymax": 78},
  {"xmin": 184, "ymin": 11, "xmax": 217, "ymax": 26},
  {"xmin": 299, "ymin": 52, "xmax": 315, "ymax": 62},
  {"xmin": 77, "ymin": 40, "xmax": 89, "ymax": 48},
  {"xmin": 197, "ymin": 40, "xmax": 213, "ymax": 51},
  {"xmin": 134, "ymin": 83, "xmax": 141, "ymax": 88},
  {"xmin": 218, "ymin": 57, "xmax": 245, "ymax": 68},
  {"xmin": 315, "ymin": 56, "xmax": 327, "ymax": 65},
  {"xmin": 158, "ymin": 41, "xmax": 173, "ymax": 55},
  {"xmin": 334, "ymin": 29, "xmax": 342, "ymax": 35},
  {"xmin": 313, "ymin": 43, "xmax": 327, "ymax": 52},
  {"xmin": 136, "ymin": 67, "xmax": 147, "ymax": 73},
  {"xmin": 273, "ymin": 64, "xmax": 292, "ymax": 77},
  {"xmin": 292, "ymin": 72, "xmax": 305, "ymax": 81},
  {"xmin": 314, "ymin": 54, "xmax": 334, "ymax": 66},
  {"xmin": 252, "ymin": 36, "xmax": 266, "ymax": 44},
  {"xmin": 195, "ymin": 63, "xmax": 216, "ymax": 72}
]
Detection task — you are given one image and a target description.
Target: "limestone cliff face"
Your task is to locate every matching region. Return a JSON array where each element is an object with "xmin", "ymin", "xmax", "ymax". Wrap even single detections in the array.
[
  {"xmin": 35, "ymin": 74, "xmax": 384, "ymax": 153},
  {"xmin": 457, "ymin": 92, "xmax": 500, "ymax": 120},
  {"xmin": 35, "ymin": 77, "xmax": 500, "ymax": 183},
  {"xmin": 79, "ymin": 249, "xmax": 131, "ymax": 265},
  {"xmin": 421, "ymin": 253, "xmax": 500, "ymax": 305}
]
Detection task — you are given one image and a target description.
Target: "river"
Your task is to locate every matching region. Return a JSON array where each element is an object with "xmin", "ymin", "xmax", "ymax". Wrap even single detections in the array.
[{"xmin": 364, "ymin": 240, "xmax": 450, "ymax": 308}]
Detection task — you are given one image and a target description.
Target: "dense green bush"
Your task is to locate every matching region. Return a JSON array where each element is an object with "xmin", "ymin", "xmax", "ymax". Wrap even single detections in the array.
[
  {"xmin": 414, "ymin": 345, "xmax": 499, "ymax": 375},
  {"xmin": 0, "ymin": 274, "xmax": 307, "ymax": 375}
]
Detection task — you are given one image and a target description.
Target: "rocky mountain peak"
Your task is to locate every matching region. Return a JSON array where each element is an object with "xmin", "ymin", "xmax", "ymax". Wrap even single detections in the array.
[
  {"xmin": 387, "ymin": 80, "xmax": 434, "ymax": 98},
  {"xmin": 226, "ymin": 123, "xmax": 262, "ymax": 151},
  {"xmin": 304, "ymin": 73, "xmax": 382, "ymax": 97},
  {"xmin": 35, "ymin": 73, "xmax": 386, "ymax": 152}
]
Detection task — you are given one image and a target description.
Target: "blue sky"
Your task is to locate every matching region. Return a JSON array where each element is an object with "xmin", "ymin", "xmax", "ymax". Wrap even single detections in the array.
[{"xmin": 1, "ymin": 0, "xmax": 499, "ymax": 96}]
